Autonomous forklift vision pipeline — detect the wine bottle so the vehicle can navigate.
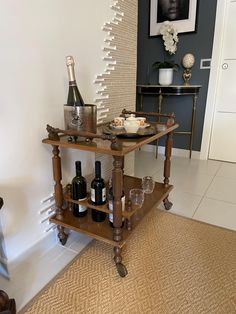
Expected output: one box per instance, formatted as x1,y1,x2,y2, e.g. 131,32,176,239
108,178,125,228
91,161,107,222
66,55,85,106
72,161,87,217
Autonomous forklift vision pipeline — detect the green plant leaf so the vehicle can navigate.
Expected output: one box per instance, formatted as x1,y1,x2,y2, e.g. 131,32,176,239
152,61,179,71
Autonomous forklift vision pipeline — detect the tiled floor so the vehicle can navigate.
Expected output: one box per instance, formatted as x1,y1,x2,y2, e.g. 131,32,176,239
0,231,92,312
135,150,236,231
2,150,236,312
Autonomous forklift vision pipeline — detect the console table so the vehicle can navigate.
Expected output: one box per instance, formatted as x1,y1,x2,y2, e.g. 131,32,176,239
136,85,201,158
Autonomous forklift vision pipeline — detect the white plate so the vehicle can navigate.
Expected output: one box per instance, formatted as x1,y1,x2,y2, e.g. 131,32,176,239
139,123,151,129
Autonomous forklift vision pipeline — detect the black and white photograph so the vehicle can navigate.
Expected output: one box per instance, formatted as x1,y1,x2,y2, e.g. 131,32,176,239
150,0,198,36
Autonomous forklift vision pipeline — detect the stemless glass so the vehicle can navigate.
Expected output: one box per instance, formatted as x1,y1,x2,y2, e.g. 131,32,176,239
129,188,144,210
142,176,155,194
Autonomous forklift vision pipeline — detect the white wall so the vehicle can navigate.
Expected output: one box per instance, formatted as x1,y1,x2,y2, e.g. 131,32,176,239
0,0,114,262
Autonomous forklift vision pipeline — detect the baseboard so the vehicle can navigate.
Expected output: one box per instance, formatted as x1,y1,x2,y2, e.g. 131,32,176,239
5,231,57,276
4,229,91,311
140,144,201,159
0,258,9,279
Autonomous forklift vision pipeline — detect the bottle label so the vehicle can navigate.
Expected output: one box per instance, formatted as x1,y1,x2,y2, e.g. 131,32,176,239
109,195,125,223
91,188,95,202
102,188,106,202
90,188,106,203
79,197,87,213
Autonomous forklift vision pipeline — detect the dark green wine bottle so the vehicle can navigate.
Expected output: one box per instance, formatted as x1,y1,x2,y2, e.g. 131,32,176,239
91,161,107,222
72,161,87,217
66,56,85,106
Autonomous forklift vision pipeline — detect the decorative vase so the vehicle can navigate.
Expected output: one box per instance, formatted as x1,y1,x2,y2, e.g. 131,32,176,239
158,68,173,86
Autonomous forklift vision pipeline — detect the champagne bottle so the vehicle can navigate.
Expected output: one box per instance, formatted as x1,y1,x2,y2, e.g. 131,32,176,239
91,161,107,222
66,55,85,106
108,178,125,228
72,161,87,217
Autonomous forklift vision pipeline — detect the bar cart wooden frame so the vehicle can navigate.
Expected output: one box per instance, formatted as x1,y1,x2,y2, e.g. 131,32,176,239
42,109,179,277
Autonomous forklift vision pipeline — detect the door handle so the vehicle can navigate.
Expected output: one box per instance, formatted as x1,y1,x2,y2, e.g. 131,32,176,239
222,63,228,70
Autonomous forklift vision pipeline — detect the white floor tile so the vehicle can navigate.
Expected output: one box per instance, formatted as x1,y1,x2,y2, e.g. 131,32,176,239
65,230,92,253
153,169,214,196
134,150,164,177
16,247,78,311
171,157,222,176
193,198,236,231
206,176,236,204
159,189,202,218
216,161,236,179
1,231,90,312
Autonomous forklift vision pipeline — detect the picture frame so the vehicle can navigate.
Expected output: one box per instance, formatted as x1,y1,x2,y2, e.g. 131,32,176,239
149,0,198,37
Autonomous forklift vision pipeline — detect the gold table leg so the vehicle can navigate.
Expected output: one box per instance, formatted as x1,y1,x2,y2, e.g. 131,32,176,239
156,93,163,159
189,95,197,159
140,94,143,111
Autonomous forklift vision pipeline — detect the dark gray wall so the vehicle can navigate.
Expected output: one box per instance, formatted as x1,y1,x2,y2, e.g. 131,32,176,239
137,0,217,151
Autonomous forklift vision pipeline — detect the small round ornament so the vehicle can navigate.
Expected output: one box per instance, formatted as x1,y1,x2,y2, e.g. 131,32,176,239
182,53,195,69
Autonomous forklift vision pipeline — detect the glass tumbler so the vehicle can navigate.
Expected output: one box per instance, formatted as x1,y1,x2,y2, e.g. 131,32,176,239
129,188,144,209
142,176,155,194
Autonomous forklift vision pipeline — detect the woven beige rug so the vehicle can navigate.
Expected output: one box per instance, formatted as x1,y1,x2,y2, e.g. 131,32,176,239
21,209,236,314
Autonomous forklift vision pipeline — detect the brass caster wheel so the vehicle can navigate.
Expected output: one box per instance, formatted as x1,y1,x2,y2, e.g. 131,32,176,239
164,200,173,210
116,263,128,278
58,234,68,246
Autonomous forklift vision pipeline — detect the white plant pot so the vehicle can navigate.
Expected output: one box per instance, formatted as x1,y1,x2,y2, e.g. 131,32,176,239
158,68,174,86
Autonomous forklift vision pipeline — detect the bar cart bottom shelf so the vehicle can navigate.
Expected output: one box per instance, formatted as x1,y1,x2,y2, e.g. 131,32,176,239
50,175,173,276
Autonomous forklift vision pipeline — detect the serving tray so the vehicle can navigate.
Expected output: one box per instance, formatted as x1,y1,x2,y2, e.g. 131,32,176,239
102,123,157,138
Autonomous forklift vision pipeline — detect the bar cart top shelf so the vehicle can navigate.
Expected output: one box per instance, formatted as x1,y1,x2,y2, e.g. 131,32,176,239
42,122,179,156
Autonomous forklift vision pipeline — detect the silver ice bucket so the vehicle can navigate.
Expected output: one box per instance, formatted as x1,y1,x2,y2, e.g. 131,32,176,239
64,104,97,134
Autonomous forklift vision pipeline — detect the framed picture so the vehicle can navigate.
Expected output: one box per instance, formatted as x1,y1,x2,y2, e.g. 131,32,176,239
149,0,198,36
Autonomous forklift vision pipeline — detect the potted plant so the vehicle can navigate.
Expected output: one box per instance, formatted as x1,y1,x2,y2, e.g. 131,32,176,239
152,21,179,86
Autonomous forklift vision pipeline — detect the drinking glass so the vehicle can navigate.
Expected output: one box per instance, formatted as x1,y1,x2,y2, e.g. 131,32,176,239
129,188,144,209
142,176,155,194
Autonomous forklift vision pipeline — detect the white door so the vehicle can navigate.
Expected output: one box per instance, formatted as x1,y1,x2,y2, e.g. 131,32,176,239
209,0,236,162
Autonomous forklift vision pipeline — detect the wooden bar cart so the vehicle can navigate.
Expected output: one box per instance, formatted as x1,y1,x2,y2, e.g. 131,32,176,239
42,110,178,277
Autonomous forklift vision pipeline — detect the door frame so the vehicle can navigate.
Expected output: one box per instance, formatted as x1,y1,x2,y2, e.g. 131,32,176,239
200,0,228,160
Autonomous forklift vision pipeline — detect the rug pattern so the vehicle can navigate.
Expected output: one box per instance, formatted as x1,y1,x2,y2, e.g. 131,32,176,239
22,209,236,314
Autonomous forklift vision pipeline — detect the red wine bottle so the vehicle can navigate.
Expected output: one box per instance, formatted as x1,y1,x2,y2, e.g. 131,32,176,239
91,161,107,222
66,56,85,106
108,178,125,228
72,161,87,217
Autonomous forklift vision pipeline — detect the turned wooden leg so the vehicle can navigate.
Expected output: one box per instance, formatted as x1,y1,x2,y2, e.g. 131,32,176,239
163,131,173,210
113,246,122,264
113,246,127,278
57,225,68,246
112,156,128,277
65,183,72,212
52,145,63,220
163,131,173,187
112,156,123,243
126,200,132,231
